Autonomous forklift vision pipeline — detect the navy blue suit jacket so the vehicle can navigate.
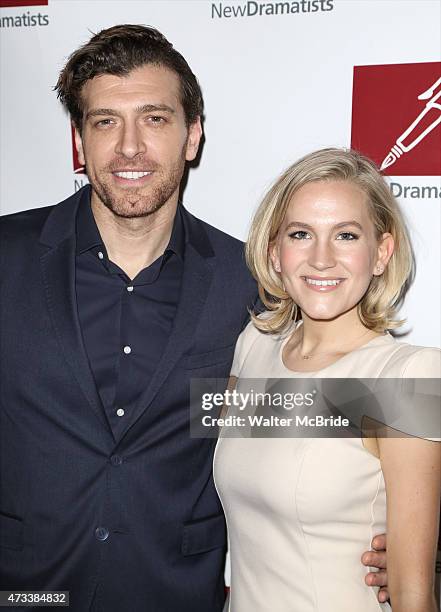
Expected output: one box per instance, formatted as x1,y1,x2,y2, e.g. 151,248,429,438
0,186,257,611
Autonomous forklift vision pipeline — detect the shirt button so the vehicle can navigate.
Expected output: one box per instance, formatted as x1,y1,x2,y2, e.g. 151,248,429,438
95,526,109,541
123,345,131,355
116,408,125,417
126,286,134,293
97,251,104,260
110,455,123,466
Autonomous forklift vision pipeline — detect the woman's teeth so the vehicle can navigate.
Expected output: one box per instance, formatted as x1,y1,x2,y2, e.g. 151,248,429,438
305,278,342,286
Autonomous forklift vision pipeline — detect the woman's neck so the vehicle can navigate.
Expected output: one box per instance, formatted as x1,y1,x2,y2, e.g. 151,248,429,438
294,309,380,358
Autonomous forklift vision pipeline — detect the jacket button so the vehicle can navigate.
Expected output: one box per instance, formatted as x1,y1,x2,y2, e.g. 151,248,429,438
95,526,109,541
110,455,123,466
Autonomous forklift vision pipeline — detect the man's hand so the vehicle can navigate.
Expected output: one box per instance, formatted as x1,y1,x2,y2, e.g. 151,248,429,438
361,534,388,603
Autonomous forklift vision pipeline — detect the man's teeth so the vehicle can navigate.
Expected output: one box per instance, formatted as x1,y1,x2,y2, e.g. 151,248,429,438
305,278,341,286
114,171,150,180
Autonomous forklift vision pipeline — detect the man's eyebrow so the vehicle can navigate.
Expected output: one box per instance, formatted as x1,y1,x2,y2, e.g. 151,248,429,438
135,103,175,114
285,221,364,231
86,108,119,120
85,104,176,120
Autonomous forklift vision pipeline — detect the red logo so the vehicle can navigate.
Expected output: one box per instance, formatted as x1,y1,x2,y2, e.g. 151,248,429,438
71,125,85,174
0,0,47,6
351,62,441,176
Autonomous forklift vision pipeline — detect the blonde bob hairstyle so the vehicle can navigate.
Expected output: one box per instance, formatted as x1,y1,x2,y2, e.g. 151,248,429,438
246,148,414,334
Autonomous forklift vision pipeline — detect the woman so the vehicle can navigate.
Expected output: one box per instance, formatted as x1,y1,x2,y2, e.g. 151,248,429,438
214,148,440,611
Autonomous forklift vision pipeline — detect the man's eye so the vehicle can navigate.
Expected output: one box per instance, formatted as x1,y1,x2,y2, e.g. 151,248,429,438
148,116,166,124
95,119,114,127
336,232,359,241
288,230,311,240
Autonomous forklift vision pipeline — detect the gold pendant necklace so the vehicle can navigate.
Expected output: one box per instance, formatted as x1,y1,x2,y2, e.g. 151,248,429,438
298,328,374,360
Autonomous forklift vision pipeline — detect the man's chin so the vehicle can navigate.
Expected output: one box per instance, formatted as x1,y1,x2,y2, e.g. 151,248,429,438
102,195,166,219
89,174,182,219
110,205,158,219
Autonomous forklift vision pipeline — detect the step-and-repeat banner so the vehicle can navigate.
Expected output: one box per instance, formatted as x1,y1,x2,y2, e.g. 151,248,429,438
1,0,440,348
1,0,440,600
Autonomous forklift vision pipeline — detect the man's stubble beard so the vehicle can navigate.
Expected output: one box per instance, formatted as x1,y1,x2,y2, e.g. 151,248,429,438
86,143,188,219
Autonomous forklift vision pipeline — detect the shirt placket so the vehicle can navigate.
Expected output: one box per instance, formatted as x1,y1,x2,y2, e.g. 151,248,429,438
113,274,136,427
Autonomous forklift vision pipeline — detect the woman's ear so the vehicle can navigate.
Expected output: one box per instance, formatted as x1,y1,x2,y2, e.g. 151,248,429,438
373,233,394,276
270,242,281,273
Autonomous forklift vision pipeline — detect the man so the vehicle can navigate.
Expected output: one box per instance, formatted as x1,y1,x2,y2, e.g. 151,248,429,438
0,25,388,611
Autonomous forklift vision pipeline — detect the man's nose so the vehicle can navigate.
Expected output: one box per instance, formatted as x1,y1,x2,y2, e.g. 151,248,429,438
115,121,146,159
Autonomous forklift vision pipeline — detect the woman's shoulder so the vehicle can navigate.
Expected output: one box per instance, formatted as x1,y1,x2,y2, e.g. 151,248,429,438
231,313,291,377
233,315,278,357
376,336,441,378
236,312,290,345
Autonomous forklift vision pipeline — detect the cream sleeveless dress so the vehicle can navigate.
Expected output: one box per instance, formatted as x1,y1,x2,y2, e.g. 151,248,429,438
213,321,440,612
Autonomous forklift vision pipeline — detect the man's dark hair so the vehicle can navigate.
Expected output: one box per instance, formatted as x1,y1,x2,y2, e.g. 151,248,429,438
55,24,203,130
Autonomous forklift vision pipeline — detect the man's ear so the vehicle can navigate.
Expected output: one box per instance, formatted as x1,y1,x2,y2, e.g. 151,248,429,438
74,125,86,166
185,117,203,162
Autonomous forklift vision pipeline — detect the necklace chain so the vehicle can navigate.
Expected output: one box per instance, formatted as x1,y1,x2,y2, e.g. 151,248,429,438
296,328,375,360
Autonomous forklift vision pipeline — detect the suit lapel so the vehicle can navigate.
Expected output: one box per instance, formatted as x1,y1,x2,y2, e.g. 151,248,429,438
39,193,215,443
40,188,114,439
119,214,215,440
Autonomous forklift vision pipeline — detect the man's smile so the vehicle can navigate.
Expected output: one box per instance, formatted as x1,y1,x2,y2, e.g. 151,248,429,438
111,170,154,185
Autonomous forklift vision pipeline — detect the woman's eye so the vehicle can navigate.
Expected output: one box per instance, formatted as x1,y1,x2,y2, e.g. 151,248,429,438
336,232,359,241
289,230,311,240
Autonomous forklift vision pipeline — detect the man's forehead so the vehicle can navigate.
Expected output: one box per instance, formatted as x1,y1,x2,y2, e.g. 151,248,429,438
81,64,182,107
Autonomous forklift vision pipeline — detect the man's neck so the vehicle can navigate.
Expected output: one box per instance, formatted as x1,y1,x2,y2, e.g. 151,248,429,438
91,196,178,280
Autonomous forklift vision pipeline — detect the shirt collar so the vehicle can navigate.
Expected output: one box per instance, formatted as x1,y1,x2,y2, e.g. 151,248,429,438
75,188,103,254
76,188,185,261
167,204,185,261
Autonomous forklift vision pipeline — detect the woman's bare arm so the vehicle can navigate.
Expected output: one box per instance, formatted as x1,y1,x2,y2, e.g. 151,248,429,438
378,433,440,612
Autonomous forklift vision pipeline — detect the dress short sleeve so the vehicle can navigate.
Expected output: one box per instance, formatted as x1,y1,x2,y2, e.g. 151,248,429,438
230,320,262,378
400,347,441,441
401,347,441,378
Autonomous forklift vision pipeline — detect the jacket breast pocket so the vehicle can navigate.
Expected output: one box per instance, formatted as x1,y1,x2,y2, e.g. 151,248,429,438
0,512,23,551
181,512,226,556
184,345,235,371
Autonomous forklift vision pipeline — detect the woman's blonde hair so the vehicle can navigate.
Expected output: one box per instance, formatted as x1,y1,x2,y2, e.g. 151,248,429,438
246,148,414,334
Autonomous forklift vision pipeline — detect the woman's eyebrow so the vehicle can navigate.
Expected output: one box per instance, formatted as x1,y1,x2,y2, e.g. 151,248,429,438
285,221,363,231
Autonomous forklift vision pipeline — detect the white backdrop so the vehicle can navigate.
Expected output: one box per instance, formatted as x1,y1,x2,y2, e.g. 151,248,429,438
1,0,440,600
1,0,440,347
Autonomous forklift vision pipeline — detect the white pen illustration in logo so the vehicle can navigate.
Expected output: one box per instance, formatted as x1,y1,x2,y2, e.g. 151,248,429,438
381,76,441,171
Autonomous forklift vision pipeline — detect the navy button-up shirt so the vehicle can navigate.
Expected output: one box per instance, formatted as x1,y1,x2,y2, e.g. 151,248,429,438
75,191,184,438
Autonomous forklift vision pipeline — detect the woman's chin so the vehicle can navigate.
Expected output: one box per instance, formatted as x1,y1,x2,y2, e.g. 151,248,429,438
302,312,338,322
298,303,354,322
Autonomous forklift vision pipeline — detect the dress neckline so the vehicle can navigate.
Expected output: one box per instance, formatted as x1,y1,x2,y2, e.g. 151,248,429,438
279,323,394,375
